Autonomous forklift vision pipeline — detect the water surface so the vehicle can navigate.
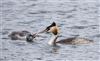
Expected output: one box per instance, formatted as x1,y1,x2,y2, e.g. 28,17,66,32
1,0,100,61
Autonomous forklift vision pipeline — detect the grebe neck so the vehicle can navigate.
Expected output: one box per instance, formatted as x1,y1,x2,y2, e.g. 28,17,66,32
48,34,58,46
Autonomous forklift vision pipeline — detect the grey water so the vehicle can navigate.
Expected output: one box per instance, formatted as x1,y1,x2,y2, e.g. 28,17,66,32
0,0,100,61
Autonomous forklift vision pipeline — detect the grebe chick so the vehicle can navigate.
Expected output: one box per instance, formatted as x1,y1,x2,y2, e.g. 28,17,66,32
43,22,93,46
8,30,30,40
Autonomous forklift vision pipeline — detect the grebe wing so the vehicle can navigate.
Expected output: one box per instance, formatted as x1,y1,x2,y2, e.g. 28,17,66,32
56,37,93,44
56,37,76,44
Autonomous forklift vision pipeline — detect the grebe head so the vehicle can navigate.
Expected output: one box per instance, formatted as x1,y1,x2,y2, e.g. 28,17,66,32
43,22,60,46
44,22,59,35
26,34,36,42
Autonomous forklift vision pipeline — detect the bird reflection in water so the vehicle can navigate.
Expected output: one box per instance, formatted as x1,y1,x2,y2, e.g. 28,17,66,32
51,46,60,54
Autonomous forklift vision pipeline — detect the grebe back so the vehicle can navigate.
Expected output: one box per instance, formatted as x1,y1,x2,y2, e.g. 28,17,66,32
8,30,30,40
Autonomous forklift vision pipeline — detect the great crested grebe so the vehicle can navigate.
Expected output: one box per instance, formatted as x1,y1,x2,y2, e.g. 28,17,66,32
8,30,31,40
43,22,93,46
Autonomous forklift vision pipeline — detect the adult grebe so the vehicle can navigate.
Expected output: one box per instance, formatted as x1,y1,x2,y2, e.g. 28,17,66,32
43,22,93,46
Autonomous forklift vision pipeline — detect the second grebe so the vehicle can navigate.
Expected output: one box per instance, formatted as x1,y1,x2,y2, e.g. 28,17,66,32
8,30,30,40
9,30,43,42
43,22,93,46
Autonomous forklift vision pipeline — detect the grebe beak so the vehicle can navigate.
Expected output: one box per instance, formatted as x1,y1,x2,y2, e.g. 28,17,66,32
38,22,58,34
38,29,48,33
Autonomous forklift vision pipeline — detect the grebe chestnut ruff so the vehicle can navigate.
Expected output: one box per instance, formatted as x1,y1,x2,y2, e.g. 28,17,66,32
43,22,93,46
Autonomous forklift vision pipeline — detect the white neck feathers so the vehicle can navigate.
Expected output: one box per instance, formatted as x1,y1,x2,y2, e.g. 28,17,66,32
48,35,58,45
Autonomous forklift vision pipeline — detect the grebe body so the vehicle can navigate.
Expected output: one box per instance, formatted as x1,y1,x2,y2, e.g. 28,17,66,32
8,30,30,40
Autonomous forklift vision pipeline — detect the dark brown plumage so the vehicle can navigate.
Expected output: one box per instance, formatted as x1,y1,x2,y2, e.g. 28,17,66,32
56,37,93,45
56,37,75,44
